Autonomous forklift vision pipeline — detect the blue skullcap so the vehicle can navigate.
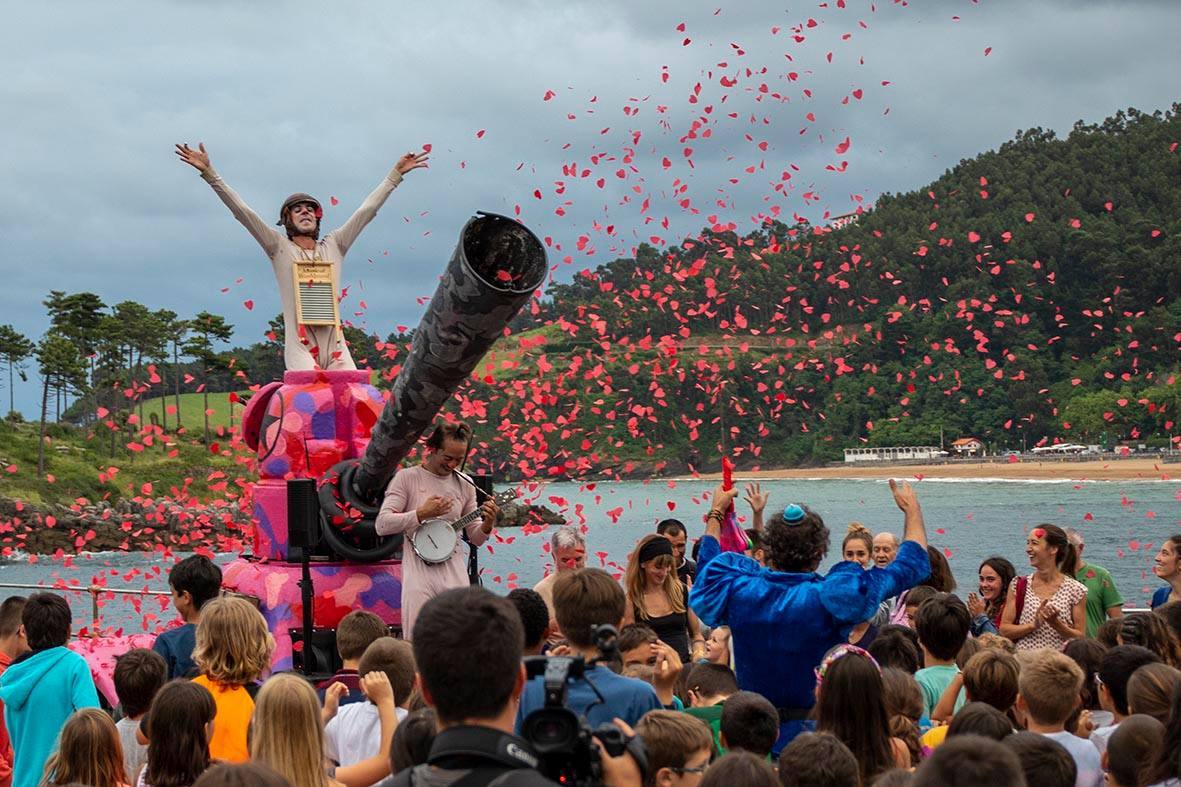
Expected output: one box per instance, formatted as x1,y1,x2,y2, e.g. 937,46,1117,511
783,504,806,524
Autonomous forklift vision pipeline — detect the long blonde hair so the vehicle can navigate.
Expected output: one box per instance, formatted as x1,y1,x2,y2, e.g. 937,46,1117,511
249,673,329,787
40,708,125,787
193,596,273,686
626,534,685,620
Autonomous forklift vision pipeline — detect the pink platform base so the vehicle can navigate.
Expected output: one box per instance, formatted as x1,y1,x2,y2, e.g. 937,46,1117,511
221,557,403,672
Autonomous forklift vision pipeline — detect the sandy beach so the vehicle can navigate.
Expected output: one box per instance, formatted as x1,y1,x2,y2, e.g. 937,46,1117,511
690,457,1178,482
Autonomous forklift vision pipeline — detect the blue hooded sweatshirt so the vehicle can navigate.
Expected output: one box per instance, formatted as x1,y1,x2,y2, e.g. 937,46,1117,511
0,646,100,787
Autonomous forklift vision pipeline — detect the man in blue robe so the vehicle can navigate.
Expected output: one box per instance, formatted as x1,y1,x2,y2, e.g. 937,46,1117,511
689,479,931,754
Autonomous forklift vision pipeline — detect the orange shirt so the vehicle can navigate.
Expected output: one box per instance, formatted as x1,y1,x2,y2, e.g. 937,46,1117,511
192,675,253,763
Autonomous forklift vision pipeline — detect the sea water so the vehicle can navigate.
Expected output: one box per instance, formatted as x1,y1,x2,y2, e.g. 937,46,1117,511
1,477,1177,630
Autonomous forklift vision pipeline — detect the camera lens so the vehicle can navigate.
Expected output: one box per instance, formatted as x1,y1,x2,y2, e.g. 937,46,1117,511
525,710,577,747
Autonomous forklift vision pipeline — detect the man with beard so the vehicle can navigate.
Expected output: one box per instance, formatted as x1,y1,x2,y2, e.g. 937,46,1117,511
175,142,427,371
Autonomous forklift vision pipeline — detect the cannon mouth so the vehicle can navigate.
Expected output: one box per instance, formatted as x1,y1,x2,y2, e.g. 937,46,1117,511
462,212,547,295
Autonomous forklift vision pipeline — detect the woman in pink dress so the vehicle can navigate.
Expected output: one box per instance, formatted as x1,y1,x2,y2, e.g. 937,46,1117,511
999,524,1087,651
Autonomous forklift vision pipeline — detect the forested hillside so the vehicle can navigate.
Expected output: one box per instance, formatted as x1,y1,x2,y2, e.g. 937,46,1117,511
465,105,1181,475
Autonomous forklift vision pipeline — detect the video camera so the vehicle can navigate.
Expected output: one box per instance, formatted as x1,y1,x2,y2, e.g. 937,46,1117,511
520,625,649,787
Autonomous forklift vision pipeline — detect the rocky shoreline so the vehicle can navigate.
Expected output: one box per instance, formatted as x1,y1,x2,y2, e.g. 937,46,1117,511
0,496,567,556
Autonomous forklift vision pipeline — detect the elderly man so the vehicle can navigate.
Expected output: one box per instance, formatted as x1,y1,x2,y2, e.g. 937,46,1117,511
1068,528,1123,637
533,526,588,638
873,532,899,567
176,141,427,371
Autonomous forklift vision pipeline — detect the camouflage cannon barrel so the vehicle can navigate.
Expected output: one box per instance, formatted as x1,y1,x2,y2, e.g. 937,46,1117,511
317,212,547,561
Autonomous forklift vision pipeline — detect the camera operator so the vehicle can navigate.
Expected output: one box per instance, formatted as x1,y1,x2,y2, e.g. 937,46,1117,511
518,569,663,731
383,586,642,787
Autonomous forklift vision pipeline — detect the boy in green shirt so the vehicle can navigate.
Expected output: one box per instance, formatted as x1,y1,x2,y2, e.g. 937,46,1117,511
914,593,971,716
683,662,739,755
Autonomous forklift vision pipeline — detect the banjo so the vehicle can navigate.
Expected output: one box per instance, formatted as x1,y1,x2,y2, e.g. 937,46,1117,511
407,488,518,565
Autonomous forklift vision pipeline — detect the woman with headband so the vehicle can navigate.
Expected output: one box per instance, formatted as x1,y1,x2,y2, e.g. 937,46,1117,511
689,479,931,754
624,534,705,663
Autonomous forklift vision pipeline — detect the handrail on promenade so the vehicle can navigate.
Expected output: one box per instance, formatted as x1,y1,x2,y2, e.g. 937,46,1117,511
0,581,170,631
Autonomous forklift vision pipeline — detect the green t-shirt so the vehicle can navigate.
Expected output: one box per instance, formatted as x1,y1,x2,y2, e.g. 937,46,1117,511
684,703,725,755
1076,562,1124,638
915,664,963,717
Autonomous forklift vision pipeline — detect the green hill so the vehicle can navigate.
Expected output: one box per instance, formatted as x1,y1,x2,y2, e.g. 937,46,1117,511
459,105,1181,475
134,391,247,433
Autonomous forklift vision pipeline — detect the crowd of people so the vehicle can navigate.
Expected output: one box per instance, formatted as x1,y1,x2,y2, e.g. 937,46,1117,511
0,481,1179,787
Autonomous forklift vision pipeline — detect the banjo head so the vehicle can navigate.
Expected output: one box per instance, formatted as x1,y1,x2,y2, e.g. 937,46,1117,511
411,518,460,563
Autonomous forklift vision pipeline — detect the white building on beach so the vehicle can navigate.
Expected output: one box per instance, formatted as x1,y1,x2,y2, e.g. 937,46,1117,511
843,446,947,463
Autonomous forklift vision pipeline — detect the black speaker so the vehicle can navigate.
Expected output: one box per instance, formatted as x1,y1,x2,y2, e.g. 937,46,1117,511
287,478,321,550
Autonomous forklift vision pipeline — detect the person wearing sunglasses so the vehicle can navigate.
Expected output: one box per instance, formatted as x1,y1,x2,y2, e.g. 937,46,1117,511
689,479,931,755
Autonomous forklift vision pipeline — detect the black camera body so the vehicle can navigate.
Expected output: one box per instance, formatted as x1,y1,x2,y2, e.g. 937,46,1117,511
519,625,647,786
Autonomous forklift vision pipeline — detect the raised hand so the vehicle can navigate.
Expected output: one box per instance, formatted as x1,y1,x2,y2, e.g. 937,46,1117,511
888,478,920,514
322,681,348,722
967,592,986,618
361,670,395,706
709,483,739,513
395,151,430,175
175,142,211,173
744,482,769,514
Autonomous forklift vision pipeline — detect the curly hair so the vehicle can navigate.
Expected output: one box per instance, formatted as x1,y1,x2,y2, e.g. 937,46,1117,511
762,506,829,572
1121,612,1181,669
193,596,273,686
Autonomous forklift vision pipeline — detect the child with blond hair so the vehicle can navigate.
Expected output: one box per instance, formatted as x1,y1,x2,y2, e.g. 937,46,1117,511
191,597,272,763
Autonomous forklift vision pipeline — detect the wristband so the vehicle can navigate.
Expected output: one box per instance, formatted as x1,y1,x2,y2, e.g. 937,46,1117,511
706,509,724,522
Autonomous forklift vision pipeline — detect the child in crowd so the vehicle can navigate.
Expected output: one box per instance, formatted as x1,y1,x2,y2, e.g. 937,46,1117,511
192,763,292,787
868,626,921,673
0,592,100,787
317,610,388,706
945,702,1013,741
902,585,938,628
913,593,971,716
1141,669,1181,786
1003,731,1077,787
1091,645,1160,754
776,733,860,787
507,589,551,657
142,679,215,787
911,735,1024,787
249,674,345,787
113,648,167,783
719,690,778,759
633,711,712,787
324,637,414,768
923,648,1020,750
617,623,660,670
41,708,127,787
1016,648,1103,787
153,555,222,680
1126,662,1181,722
518,569,661,729
814,645,909,784
1102,714,1164,787
191,596,272,763
683,662,739,754
389,708,436,774
880,667,925,766
700,752,777,787
0,595,28,787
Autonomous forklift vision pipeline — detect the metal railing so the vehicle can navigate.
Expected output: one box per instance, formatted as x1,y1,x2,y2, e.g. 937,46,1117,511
0,581,170,632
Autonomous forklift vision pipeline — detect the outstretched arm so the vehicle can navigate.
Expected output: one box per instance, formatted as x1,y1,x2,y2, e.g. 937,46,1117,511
175,142,282,256
889,479,927,549
332,150,429,254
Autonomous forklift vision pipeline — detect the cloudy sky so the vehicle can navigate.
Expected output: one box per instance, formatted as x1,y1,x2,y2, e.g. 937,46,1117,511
3,0,1179,416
